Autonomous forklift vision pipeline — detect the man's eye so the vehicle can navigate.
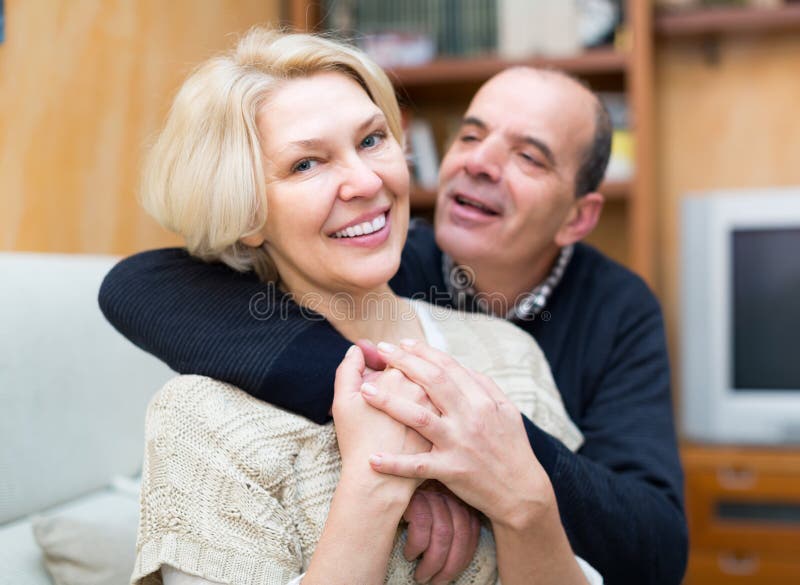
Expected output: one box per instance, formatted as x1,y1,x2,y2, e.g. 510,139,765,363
361,132,385,149
292,159,317,173
460,133,479,143
520,153,544,168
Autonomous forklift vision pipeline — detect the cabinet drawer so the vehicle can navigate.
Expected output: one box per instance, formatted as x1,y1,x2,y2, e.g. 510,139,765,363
685,550,800,585
685,465,800,553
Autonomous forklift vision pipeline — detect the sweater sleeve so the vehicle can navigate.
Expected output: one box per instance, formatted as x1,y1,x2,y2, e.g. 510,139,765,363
522,288,687,585
98,249,349,424
133,376,306,585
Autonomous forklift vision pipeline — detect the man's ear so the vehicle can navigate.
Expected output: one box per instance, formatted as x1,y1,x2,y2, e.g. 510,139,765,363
554,192,604,247
240,233,266,247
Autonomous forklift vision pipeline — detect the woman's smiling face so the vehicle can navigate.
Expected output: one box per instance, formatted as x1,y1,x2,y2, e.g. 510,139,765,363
250,72,410,301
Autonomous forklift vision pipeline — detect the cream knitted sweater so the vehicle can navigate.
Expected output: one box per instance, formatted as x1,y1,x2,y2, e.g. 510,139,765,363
132,302,583,585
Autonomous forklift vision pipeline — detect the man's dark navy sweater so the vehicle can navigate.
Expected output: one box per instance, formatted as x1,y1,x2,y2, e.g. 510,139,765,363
99,222,687,584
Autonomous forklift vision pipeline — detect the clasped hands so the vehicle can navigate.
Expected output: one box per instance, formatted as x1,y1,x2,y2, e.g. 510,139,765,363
333,338,547,584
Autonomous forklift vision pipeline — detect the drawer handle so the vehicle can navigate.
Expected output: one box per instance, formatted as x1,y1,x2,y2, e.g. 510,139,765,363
716,467,757,490
718,552,760,576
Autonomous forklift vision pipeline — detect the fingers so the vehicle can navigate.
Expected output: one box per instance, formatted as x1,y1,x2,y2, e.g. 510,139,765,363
413,492,453,583
356,339,387,371
429,494,477,584
369,452,438,482
375,341,469,414
360,381,445,444
403,491,433,562
334,345,365,398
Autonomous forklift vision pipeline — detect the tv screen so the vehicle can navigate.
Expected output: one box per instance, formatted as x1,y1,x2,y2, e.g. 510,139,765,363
732,228,800,390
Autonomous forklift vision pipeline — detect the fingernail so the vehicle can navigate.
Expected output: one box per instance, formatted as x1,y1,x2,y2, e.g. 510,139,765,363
369,454,382,467
360,382,377,396
399,338,417,348
346,345,358,356
377,341,396,353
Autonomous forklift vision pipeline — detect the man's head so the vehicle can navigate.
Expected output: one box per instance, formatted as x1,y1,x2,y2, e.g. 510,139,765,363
435,67,610,282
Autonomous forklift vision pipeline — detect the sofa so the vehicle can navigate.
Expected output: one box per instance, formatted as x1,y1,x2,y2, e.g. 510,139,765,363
0,253,173,584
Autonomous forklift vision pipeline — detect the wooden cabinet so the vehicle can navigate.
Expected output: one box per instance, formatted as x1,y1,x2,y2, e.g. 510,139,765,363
682,445,800,584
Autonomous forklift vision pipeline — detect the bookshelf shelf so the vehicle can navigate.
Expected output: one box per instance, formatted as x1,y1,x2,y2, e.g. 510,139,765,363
655,4,800,37
388,48,628,89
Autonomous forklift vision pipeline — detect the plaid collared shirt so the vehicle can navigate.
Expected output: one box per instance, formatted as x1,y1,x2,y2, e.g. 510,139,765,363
442,244,573,321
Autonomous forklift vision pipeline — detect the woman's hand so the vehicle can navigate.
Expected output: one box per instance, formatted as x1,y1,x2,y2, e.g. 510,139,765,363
336,345,483,585
332,346,431,497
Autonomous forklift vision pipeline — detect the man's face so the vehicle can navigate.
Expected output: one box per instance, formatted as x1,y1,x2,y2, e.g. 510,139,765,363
435,69,597,275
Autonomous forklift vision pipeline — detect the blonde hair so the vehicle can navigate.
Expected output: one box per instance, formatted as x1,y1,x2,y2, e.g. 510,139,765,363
141,28,403,281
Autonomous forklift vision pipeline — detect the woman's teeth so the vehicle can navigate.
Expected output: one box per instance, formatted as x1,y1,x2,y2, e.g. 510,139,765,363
332,213,387,239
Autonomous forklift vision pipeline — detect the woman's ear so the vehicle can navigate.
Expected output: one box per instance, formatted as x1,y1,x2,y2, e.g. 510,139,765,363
240,233,266,247
554,192,604,248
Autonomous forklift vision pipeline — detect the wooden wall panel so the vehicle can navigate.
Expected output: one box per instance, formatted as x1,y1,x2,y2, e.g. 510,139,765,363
654,33,800,395
0,0,279,255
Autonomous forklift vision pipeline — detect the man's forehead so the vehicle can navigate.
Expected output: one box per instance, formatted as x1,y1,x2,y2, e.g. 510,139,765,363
465,69,595,157
472,69,591,120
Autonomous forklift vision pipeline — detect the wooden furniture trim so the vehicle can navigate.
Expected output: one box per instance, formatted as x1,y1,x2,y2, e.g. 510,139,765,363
627,0,656,285
655,4,800,37
386,48,628,88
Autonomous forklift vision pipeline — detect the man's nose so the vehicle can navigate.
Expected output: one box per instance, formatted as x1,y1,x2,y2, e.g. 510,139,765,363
338,156,383,200
464,138,503,182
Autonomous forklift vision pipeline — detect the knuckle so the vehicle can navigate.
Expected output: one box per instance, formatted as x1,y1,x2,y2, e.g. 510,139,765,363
413,408,432,428
383,367,405,384
474,371,492,385
413,460,428,476
429,366,448,387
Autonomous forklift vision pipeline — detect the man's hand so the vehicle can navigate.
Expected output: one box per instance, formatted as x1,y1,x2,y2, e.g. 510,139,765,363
404,484,481,584
361,340,556,526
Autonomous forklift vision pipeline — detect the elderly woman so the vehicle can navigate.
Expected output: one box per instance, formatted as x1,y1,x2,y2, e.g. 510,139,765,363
132,29,599,585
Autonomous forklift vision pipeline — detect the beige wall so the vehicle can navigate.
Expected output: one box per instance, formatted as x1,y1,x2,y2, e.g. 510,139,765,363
655,32,800,389
0,0,279,255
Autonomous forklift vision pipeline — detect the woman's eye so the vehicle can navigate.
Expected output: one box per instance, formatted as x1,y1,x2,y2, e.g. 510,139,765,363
292,159,317,173
361,132,385,149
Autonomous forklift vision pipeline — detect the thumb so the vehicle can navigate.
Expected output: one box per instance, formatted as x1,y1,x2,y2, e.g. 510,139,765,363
357,338,388,371
334,345,366,398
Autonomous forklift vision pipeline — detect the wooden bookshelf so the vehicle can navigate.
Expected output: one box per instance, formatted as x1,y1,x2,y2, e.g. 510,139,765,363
387,48,628,88
656,4,800,37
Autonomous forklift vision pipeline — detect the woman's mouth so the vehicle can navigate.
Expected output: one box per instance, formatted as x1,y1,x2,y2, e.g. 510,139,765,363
330,212,387,239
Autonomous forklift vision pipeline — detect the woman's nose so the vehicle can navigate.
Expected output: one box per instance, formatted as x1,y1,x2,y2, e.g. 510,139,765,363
464,138,503,183
338,157,383,200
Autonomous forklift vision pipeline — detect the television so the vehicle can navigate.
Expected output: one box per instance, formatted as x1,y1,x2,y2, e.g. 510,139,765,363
681,188,800,445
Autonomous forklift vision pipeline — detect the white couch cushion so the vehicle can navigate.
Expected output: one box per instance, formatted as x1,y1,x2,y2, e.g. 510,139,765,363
32,488,140,585
0,253,173,524
0,516,52,585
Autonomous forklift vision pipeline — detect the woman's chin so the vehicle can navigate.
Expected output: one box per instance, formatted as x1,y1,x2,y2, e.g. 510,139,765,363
339,258,401,295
